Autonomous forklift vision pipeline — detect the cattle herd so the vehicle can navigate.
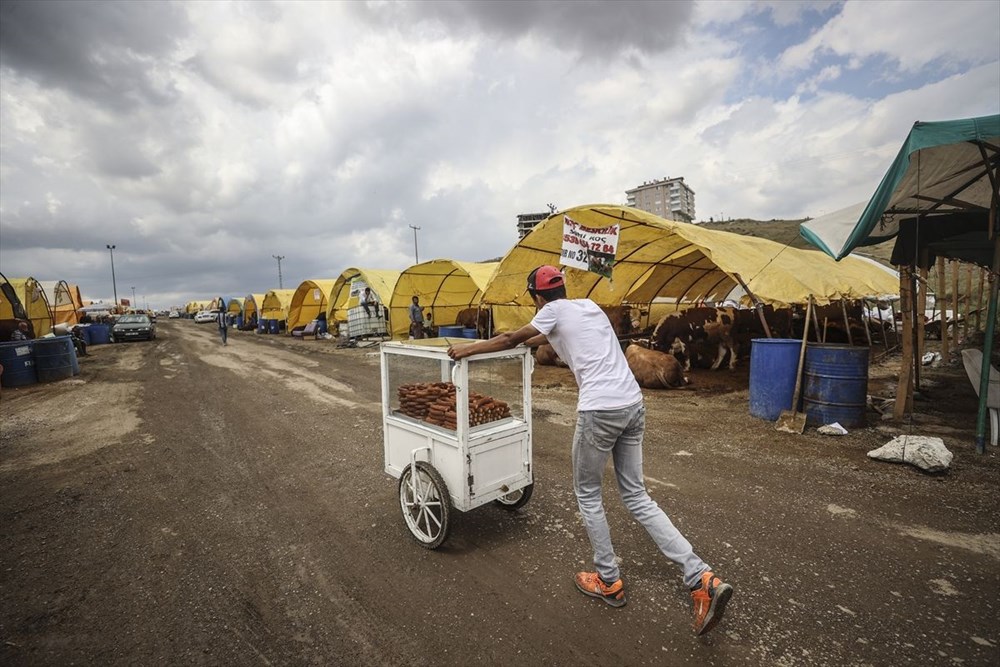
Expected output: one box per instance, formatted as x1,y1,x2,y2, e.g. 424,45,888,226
533,302,873,390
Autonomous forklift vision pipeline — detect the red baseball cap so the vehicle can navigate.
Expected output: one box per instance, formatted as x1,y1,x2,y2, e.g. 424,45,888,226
528,265,565,292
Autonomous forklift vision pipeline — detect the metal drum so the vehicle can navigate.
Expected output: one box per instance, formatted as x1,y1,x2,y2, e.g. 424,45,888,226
88,324,111,345
0,340,37,387
748,338,802,421
268,319,280,334
34,336,76,383
802,343,870,428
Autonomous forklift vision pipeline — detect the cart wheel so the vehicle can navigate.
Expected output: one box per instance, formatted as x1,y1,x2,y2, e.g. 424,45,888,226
399,462,451,549
494,482,533,511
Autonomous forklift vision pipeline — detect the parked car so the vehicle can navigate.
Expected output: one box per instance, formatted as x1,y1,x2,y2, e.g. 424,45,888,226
112,314,156,342
168,311,180,319
194,311,216,324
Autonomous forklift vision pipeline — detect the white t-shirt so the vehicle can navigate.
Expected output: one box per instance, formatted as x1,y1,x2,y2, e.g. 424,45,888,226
530,299,642,411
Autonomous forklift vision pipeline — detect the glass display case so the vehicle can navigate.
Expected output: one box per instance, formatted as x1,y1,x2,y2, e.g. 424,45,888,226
380,338,534,548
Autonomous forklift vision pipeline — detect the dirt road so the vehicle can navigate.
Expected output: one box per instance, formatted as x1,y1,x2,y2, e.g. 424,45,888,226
1,321,997,666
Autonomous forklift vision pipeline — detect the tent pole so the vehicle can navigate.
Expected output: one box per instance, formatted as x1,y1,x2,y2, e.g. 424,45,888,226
976,267,986,332
952,260,960,344
840,300,854,346
894,266,915,420
732,273,771,337
917,252,929,366
862,300,873,349
937,257,949,358
964,263,973,340
975,216,1000,454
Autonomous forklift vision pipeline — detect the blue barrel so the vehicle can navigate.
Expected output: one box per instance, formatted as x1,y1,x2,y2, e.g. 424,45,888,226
78,325,92,345
236,314,244,329
0,340,37,387
34,336,76,383
268,319,280,334
462,328,478,339
317,319,328,335
438,326,463,337
89,324,111,345
257,318,267,333
802,343,870,428
749,338,803,421
60,336,80,375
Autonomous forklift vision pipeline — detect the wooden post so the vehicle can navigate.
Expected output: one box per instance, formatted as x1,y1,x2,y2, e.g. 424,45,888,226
952,260,960,344
894,266,915,420
964,262,973,339
812,302,823,343
862,300,873,349
976,267,986,331
938,257,949,358
840,299,854,345
917,254,928,361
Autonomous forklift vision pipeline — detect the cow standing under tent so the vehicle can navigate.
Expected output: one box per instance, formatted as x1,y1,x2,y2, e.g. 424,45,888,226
455,308,493,339
651,307,740,371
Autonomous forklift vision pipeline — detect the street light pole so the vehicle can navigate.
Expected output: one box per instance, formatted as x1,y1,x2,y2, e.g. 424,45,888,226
272,255,285,289
408,225,421,264
106,244,119,309
131,286,136,309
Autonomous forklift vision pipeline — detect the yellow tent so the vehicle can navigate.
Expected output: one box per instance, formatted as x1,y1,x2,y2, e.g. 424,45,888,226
287,279,336,332
482,204,900,333
1,275,53,338
185,301,211,314
226,298,244,316
242,293,266,325
388,260,498,340
40,280,83,326
261,289,296,322
328,268,401,324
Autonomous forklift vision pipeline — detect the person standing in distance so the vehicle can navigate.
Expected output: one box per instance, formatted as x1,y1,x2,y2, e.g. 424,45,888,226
448,265,732,635
409,296,424,339
216,308,228,346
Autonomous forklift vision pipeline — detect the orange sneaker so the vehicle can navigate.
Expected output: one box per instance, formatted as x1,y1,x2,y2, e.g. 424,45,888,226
691,571,733,635
575,571,626,607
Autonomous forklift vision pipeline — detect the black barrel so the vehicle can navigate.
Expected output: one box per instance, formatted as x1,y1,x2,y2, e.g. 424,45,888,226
802,343,870,428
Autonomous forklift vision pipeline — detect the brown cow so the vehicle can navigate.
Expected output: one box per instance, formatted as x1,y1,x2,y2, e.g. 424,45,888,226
625,344,688,389
651,307,738,371
455,307,493,339
534,343,568,367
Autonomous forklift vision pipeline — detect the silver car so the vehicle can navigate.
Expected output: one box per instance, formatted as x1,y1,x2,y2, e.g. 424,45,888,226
112,314,157,342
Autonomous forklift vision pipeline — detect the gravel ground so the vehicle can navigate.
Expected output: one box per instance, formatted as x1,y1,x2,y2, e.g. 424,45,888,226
0,320,997,666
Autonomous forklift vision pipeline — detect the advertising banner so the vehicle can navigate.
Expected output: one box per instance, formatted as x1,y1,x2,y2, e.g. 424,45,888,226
560,215,619,279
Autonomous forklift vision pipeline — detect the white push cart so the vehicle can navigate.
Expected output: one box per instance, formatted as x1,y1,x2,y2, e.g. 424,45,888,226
380,338,534,548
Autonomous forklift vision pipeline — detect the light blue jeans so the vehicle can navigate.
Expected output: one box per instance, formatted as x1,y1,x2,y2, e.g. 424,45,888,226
572,401,709,588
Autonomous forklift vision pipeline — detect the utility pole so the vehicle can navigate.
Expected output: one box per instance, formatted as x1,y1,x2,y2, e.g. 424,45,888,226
408,225,421,264
106,244,119,309
272,255,285,289
131,286,136,308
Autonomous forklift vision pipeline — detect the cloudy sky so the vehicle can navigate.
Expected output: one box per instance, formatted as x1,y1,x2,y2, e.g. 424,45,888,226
1,0,997,309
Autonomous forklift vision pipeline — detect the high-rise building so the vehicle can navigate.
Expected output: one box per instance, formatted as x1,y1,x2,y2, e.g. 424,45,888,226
516,212,549,238
625,177,696,223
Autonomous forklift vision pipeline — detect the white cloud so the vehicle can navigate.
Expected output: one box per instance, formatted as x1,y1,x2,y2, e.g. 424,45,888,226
779,0,1000,73
0,0,996,308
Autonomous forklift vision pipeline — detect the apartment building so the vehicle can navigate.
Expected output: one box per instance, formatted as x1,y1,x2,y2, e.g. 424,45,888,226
516,212,549,239
625,177,696,223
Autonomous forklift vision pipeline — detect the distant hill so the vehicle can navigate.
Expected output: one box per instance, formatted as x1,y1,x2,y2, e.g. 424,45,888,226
699,217,896,267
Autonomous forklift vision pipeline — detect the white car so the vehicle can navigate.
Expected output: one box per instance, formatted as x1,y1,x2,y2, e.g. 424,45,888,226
168,311,180,319
194,311,217,324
